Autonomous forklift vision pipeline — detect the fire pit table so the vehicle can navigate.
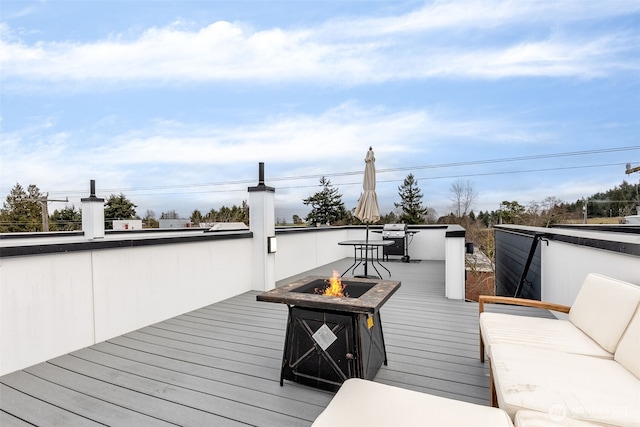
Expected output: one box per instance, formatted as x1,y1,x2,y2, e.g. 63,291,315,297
257,275,401,391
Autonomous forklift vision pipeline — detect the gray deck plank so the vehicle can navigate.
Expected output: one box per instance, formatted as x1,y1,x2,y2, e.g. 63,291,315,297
45,354,317,426
2,370,176,426
73,351,325,421
0,383,103,427
109,334,283,381
0,409,35,427
1,257,554,426
146,321,285,351
82,343,333,407
122,330,282,371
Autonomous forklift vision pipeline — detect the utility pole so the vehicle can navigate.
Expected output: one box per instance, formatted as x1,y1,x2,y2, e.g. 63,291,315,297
625,163,640,175
35,193,69,232
626,164,640,215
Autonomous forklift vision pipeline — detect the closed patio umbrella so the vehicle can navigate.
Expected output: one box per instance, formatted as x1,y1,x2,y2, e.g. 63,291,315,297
354,147,380,276
354,147,380,225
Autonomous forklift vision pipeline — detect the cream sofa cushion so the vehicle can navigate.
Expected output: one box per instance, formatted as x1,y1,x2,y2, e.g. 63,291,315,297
312,378,513,427
615,308,640,379
480,313,612,360
514,410,608,426
569,273,640,353
491,344,640,427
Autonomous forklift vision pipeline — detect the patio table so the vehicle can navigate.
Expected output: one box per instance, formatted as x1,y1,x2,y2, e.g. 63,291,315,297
338,240,393,279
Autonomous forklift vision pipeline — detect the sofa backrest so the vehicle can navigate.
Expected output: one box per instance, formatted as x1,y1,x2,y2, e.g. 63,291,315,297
569,273,640,354
615,307,640,379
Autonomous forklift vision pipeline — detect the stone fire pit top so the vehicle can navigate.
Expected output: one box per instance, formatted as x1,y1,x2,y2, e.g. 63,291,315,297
256,275,401,314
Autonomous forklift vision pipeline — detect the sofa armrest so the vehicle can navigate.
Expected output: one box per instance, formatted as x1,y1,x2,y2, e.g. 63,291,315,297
478,296,571,364
479,295,571,315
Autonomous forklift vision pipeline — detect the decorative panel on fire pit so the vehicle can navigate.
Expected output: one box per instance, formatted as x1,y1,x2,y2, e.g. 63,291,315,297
282,307,357,391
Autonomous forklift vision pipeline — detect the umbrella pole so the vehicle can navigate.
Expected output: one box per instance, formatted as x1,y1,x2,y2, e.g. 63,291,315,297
364,223,369,276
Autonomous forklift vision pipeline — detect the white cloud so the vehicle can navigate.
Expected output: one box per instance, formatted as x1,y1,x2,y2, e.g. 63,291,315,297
1,1,637,89
86,104,428,167
0,101,556,209
64,101,550,172
11,7,36,20
330,0,640,38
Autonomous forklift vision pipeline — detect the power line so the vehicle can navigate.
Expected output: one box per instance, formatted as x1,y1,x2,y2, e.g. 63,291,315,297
377,146,640,174
275,161,636,190
262,146,640,182
50,160,634,199
46,145,639,197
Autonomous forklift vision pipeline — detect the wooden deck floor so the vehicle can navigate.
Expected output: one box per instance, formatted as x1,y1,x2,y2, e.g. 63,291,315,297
1,258,553,426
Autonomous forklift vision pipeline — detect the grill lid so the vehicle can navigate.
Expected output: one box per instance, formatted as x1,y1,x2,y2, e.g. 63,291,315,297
382,223,407,238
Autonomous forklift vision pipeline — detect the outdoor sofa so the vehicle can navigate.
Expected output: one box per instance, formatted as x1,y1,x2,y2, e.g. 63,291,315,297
312,378,514,427
312,273,639,426
312,378,616,426
479,273,640,426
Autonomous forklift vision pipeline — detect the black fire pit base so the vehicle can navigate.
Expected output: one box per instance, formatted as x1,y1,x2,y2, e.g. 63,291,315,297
280,305,387,392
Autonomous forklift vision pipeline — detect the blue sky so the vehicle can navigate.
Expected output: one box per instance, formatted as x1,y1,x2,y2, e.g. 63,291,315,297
1,1,639,222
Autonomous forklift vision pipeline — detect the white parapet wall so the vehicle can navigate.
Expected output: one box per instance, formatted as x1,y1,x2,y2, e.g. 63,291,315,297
274,225,466,300
1,251,96,376
541,238,640,306
0,232,253,376
403,226,449,261
274,227,352,281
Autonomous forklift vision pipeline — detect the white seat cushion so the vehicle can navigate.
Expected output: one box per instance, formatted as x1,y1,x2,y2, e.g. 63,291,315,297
491,344,640,427
480,312,612,360
312,378,513,427
614,308,640,379
515,410,608,426
569,273,640,353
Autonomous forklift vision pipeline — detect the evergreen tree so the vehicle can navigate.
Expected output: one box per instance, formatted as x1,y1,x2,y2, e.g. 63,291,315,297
202,201,249,224
0,183,44,232
584,180,639,217
104,193,137,229
50,205,82,231
303,177,349,226
379,211,399,224
395,174,428,224
498,200,526,224
191,209,204,226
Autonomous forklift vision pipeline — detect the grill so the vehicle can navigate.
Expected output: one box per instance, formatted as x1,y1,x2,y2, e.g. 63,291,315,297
382,224,410,262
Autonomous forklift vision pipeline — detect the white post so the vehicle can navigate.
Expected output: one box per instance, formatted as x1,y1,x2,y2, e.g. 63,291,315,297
81,179,105,240
445,227,466,300
248,163,276,291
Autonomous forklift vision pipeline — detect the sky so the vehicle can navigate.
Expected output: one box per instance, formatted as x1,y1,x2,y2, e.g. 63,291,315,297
1,0,639,222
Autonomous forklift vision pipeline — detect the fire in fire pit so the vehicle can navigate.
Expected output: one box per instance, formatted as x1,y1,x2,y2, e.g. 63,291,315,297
257,275,401,391
315,271,347,297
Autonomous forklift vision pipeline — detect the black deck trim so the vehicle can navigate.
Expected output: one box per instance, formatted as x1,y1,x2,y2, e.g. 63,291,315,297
0,231,253,258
